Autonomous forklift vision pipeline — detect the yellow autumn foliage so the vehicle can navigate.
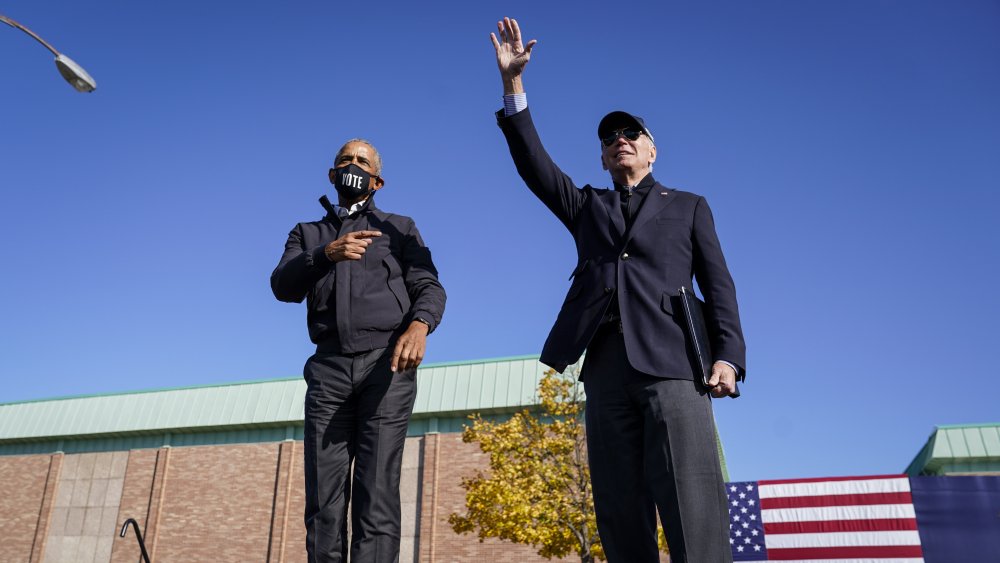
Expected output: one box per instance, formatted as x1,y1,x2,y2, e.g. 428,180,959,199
449,369,669,562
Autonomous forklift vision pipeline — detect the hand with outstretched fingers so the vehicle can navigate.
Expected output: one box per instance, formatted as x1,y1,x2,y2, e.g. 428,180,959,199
490,17,536,95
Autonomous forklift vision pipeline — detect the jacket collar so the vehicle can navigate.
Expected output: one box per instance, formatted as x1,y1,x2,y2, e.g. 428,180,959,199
603,176,677,243
612,172,656,193
319,194,380,222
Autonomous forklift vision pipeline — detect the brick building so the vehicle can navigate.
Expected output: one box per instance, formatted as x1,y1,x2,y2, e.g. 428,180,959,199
0,355,727,563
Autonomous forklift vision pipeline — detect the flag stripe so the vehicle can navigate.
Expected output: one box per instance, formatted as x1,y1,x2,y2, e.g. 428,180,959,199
761,491,913,509
759,478,910,499
758,474,910,485
765,545,925,560
762,503,917,523
764,530,921,549
764,518,918,534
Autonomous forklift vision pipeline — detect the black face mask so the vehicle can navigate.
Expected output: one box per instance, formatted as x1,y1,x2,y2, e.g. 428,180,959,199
332,164,374,201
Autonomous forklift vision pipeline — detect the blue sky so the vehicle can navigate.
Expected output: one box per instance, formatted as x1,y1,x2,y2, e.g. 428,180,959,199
2,1,997,482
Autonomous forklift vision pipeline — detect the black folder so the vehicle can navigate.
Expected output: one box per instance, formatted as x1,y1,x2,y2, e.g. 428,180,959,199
678,286,740,398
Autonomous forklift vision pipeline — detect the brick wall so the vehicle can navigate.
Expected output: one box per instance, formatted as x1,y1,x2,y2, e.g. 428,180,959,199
0,453,58,562
283,441,307,563
418,433,548,563
1,434,665,562
149,443,277,561
110,448,158,563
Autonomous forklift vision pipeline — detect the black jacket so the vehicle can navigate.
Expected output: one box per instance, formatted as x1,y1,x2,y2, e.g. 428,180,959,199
271,197,445,353
498,108,746,379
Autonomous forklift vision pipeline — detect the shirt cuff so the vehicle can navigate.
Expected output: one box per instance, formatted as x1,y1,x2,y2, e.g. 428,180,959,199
716,360,739,377
502,92,528,116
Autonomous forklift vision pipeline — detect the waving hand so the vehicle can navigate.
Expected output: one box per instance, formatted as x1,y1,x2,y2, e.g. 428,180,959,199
490,17,536,94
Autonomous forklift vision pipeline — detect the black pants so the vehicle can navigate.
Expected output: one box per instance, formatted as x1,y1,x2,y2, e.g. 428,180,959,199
582,327,733,563
303,347,417,563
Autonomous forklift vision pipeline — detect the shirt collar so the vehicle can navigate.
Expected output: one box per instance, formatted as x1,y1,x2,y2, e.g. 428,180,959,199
334,196,372,218
613,173,656,193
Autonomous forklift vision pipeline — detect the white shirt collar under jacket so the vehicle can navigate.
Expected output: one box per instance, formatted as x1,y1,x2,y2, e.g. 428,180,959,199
333,197,369,218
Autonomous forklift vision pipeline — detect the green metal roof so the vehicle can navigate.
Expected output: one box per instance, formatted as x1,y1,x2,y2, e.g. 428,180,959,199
0,353,727,478
412,354,550,415
904,423,1000,476
0,355,553,443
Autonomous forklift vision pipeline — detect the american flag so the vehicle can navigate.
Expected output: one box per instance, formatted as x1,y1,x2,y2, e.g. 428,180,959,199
726,475,924,562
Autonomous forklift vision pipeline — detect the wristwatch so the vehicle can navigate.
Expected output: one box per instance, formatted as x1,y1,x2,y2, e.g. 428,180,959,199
414,316,431,329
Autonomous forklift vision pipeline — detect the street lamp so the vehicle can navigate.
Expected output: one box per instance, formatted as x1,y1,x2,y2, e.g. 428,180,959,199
1,13,96,92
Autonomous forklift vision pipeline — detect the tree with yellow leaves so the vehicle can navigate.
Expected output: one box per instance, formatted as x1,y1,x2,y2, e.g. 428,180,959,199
449,369,669,562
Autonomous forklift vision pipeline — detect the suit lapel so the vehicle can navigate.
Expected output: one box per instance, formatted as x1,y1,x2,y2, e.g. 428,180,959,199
603,190,626,242
622,183,676,247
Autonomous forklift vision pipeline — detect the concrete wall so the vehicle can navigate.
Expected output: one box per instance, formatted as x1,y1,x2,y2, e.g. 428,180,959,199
46,451,127,562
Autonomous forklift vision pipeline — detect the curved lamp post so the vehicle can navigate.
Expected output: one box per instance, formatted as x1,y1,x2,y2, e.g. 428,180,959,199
1,13,96,92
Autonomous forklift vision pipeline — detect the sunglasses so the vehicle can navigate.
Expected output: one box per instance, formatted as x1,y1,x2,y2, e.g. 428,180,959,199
601,128,644,147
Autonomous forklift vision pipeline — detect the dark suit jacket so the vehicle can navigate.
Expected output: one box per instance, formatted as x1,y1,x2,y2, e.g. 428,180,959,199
271,197,446,354
498,108,746,380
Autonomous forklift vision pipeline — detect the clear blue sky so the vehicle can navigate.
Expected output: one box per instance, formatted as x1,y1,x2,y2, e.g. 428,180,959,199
2,1,998,482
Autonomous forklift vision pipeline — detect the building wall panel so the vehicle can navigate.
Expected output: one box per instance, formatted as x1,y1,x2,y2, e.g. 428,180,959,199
418,433,547,563
45,451,126,563
110,449,158,563
0,454,53,562
150,443,278,562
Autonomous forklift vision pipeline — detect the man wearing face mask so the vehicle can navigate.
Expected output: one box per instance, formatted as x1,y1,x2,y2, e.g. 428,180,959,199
271,138,446,563
490,18,746,563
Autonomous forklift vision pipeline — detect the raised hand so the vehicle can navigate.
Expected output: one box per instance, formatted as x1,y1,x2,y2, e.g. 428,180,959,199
490,17,536,94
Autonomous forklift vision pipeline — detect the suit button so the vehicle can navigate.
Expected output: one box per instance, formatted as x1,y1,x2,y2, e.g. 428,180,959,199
604,287,613,294
621,252,630,261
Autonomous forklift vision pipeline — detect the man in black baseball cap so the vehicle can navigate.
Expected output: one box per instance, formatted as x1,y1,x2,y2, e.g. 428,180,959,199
491,17,746,563
597,111,655,146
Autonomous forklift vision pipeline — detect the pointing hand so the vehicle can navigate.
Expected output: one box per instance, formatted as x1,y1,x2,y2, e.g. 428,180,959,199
324,230,382,262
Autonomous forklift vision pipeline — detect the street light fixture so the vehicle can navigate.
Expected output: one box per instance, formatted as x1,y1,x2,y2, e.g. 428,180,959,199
1,13,96,92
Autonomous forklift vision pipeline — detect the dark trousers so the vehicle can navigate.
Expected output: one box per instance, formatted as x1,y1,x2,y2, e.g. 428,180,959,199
303,347,417,563
582,327,733,563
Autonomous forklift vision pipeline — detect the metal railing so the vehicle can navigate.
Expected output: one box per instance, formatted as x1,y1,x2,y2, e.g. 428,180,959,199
119,518,151,563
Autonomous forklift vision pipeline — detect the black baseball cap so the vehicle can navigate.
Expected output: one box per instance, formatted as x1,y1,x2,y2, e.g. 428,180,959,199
597,111,655,144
